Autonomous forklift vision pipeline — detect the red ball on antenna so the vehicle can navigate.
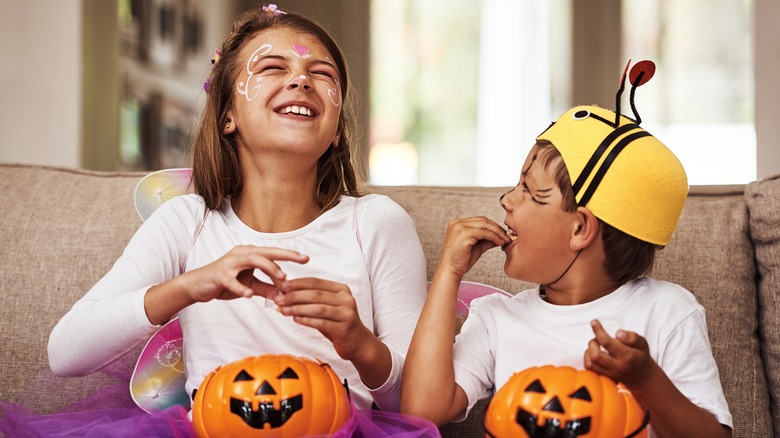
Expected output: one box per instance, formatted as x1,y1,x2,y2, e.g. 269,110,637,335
629,60,655,87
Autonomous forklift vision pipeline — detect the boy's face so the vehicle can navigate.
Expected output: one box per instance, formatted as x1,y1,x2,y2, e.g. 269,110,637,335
500,144,580,284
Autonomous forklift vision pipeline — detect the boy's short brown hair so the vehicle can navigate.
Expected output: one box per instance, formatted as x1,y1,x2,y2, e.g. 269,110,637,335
536,141,660,285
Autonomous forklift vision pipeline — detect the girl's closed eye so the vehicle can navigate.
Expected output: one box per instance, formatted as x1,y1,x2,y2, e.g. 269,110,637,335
260,65,285,74
311,68,338,82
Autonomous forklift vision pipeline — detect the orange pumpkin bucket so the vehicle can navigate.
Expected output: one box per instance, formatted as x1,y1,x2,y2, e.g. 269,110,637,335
484,365,648,438
192,354,351,437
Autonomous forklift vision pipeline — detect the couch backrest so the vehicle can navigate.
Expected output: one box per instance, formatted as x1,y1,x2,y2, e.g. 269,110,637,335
0,164,146,409
746,174,780,432
0,163,775,437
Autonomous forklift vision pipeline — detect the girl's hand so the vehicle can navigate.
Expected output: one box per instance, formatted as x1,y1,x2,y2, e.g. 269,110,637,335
583,319,657,390
185,245,310,303
274,277,370,361
438,217,512,279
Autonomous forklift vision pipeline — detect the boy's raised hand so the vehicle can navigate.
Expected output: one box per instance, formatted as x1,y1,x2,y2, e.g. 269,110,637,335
583,319,658,389
584,321,731,437
438,217,512,279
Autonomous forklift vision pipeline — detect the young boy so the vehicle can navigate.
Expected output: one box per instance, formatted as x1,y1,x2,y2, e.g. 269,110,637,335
401,97,733,436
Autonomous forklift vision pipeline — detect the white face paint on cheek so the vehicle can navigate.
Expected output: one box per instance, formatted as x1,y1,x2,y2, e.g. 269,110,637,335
237,43,272,102
328,79,342,107
323,57,342,107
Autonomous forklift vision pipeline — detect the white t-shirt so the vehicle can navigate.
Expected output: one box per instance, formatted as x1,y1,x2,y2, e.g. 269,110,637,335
453,277,732,433
48,194,428,411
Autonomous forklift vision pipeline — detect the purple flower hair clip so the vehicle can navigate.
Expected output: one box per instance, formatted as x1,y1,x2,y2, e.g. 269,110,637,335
262,4,286,16
203,49,222,94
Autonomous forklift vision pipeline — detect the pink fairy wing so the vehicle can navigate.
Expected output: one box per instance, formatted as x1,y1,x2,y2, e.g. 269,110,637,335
445,281,511,334
130,169,193,412
134,168,193,221
130,318,189,413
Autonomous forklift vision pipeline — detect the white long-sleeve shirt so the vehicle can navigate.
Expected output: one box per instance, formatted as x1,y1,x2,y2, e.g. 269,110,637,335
48,193,428,411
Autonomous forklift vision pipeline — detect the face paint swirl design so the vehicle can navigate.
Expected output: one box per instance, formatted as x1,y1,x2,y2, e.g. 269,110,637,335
237,43,272,102
323,57,341,107
328,83,341,107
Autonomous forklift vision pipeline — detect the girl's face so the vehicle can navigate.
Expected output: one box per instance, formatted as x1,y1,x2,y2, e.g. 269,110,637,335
227,27,342,161
500,145,578,284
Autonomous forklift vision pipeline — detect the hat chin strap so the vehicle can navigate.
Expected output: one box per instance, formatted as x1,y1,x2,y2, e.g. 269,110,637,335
543,249,583,290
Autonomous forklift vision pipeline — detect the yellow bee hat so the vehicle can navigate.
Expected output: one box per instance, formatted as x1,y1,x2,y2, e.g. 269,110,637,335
536,60,688,246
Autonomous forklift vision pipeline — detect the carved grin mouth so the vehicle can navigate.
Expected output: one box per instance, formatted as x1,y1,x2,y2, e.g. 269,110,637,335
229,394,304,429
513,408,592,437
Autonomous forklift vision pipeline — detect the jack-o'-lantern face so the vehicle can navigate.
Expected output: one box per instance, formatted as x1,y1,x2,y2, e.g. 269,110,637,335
192,354,351,437
228,366,304,429
484,365,648,438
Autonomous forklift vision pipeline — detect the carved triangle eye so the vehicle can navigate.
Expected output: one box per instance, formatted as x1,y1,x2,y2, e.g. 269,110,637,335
277,367,299,379
525,379,545,393
234,369,254,382
569,386,592,401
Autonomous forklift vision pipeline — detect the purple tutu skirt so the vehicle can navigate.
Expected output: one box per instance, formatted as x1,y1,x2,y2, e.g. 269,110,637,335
1,401,439,438
0,361,440,437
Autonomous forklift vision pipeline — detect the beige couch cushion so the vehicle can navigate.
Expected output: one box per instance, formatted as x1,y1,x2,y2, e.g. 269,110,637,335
656,185,772,435
0,164,145,410
746,174,780,430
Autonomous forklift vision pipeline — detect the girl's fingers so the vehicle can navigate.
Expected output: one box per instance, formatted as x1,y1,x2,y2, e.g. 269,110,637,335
244,274,277,298
279,302,342,321
281,277,341,293
241,245,310,264
276,286,349,309
224,276,253,298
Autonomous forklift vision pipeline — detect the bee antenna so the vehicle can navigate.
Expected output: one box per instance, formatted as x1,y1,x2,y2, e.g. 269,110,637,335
629,71,646,125
614,60,631,128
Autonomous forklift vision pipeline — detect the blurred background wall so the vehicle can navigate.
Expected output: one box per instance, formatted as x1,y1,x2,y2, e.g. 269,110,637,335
1,0,778,186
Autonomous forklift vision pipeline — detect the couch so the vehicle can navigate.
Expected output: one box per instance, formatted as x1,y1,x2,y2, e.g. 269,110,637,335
0,162,778,437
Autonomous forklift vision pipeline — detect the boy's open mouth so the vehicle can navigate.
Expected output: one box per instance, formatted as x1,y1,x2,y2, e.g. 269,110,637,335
503,228,518,249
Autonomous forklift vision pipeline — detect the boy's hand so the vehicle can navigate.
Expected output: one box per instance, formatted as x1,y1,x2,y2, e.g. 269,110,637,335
584,321,731,438
583,319,657,390
437,217,511,279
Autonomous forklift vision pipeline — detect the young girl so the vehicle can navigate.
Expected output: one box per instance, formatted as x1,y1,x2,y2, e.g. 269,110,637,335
46,3,427,427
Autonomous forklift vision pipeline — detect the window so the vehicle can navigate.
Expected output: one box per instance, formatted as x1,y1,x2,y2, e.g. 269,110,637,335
370,0,756,186
622,0,755,185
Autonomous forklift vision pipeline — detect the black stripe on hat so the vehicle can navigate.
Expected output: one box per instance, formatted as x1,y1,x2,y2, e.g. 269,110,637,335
572,124,640,196
578,130,652,207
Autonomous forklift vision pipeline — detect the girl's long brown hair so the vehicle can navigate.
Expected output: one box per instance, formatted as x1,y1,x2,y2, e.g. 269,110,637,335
191,9,361,212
